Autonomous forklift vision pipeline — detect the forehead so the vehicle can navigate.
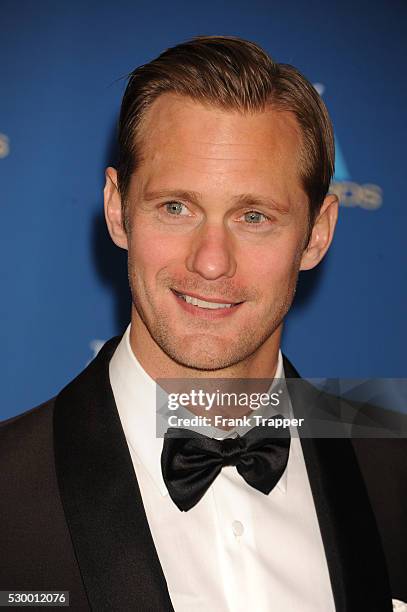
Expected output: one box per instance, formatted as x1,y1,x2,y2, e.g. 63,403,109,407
132,93,306,208
139,92,302,158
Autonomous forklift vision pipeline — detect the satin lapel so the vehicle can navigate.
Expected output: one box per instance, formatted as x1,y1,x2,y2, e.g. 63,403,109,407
283,356,392,612
53,336,174,612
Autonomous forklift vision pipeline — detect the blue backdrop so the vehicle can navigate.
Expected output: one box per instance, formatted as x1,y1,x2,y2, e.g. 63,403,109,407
1,0,406,420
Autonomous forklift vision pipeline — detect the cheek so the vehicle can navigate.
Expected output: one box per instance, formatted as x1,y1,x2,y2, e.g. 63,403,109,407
238,239,303,288
129,227,185,279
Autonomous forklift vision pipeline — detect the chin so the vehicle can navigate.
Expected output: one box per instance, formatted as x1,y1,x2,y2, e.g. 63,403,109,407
168,351,237,372
158,334,250,372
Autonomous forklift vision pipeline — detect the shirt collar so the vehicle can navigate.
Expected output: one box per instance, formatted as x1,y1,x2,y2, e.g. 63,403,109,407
109,324,290,497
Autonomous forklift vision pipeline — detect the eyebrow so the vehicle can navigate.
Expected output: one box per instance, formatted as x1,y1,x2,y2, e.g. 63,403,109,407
142,189,290,214
143,189,202,205
232,193,290,214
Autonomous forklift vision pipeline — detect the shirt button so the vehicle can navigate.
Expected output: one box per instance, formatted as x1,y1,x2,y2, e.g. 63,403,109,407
232,520,244,536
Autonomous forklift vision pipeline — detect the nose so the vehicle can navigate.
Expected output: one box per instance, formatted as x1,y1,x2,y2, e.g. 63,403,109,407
185,223,237,280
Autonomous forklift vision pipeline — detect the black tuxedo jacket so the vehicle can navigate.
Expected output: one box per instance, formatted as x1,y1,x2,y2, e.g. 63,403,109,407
1,335,406,611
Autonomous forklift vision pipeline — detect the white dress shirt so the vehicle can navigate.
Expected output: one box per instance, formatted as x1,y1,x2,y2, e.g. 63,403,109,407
109,324,336,612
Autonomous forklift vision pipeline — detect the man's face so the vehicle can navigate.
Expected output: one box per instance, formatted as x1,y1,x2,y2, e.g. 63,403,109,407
122,94,313,370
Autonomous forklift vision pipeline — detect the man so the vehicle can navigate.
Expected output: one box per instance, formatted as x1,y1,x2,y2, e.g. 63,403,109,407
1,36,406,611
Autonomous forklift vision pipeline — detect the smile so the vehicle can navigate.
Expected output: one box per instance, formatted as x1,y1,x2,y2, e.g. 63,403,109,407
171,289,243,318
173,290,237,309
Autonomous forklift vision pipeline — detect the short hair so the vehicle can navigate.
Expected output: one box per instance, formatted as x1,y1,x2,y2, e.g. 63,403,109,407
117,35,335,233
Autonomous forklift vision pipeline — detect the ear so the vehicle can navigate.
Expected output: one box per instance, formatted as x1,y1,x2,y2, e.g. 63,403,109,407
103,167,128,250
300,193,339,270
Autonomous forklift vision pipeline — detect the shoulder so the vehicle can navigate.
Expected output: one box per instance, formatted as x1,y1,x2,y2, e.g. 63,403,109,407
0,334,122,449
0,397,55,430
351,436,407,495
282,353,407,484
0,397,56,447
0,398,57,490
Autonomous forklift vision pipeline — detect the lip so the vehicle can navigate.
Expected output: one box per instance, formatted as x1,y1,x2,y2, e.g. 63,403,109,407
171,289,244,319
172,288,241,305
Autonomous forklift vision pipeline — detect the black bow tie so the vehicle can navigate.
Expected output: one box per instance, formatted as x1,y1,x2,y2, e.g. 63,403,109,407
161,424,290,511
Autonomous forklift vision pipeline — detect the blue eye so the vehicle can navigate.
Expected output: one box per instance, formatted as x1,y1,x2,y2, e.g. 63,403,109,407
244,211,269,223
165,201,185,215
